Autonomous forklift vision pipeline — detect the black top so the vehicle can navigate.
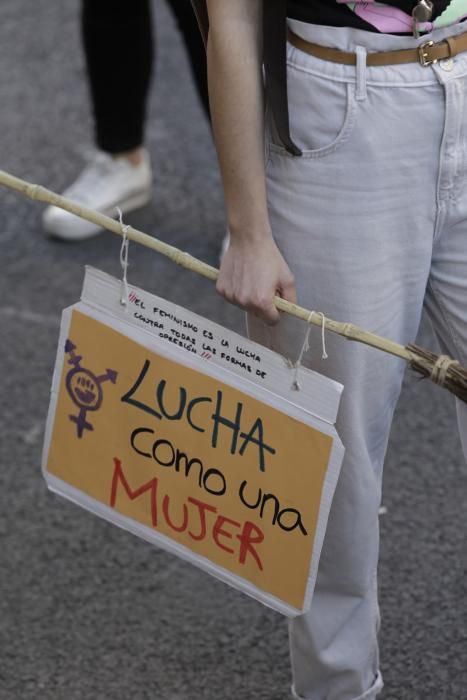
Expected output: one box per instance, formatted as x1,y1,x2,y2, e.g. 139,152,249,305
288,0,454,33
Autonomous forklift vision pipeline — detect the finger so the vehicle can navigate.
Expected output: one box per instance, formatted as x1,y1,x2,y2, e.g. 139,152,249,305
216,280,235,304
256,299,280,326
279,275,297,306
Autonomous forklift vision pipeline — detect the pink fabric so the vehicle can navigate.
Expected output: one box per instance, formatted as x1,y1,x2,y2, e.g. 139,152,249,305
354,3,416,33
334,0,463,33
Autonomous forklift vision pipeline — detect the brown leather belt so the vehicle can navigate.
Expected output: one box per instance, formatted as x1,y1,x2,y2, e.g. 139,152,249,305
288,28,467,67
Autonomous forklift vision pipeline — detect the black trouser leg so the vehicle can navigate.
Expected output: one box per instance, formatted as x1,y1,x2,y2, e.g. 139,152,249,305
81,0,209,155
82,0,154,153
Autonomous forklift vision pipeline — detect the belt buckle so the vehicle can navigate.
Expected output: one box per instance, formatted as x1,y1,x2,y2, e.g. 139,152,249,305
419,40,436,66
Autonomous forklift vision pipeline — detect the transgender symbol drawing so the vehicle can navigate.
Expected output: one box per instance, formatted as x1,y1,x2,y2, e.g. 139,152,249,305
64,339,118,438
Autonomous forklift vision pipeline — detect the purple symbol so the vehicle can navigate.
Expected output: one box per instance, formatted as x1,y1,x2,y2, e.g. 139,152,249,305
64,339,118,438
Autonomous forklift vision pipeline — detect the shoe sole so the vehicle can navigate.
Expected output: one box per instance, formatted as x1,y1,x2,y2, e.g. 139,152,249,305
44,188,152,241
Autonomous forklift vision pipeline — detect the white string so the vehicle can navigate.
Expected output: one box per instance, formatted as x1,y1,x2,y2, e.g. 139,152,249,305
319,312,329,360
430,354,459,386
291,311,329,391
292,311,314,390
116,207,130,307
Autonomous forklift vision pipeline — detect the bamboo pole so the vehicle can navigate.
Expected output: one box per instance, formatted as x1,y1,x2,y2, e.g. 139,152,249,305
0,170,467,403
2,168,467,403
0,169,415,362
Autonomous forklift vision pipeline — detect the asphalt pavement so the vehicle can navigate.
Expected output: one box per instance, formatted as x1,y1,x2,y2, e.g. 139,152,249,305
0,2,466,699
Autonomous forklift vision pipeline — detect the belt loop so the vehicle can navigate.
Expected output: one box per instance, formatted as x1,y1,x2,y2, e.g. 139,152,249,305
445,36,458,57
355,45,367,101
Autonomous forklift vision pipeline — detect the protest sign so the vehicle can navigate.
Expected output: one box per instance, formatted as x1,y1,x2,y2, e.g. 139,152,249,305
42,268,344,616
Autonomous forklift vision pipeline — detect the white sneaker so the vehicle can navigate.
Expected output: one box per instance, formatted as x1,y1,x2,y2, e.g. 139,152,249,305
42,149,152,241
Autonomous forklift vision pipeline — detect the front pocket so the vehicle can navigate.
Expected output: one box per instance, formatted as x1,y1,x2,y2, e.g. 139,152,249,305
268,59,358,159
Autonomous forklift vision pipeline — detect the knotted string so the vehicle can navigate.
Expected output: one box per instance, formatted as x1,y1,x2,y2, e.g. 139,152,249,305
117,207,130,307
292,311,328,391
430,354,459,386
319,312,329,361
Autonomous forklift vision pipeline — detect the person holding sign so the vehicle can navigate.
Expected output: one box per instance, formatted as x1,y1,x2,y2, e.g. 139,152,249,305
196,0,467,698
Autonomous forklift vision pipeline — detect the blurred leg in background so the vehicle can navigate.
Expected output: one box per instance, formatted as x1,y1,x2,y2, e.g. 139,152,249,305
43,0,209,241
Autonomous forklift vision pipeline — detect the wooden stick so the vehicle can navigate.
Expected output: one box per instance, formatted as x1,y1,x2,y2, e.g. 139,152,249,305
0,168,430,367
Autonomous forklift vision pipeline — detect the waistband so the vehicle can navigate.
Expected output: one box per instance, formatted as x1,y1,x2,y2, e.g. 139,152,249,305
288,17,467,53
288,27,467,66
286,19,467,84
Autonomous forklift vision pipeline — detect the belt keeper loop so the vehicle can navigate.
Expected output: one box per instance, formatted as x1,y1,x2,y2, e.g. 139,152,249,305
356,45,367,101
445,36,458,57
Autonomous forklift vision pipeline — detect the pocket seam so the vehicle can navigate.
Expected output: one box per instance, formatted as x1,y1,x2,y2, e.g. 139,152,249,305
268,82,358,160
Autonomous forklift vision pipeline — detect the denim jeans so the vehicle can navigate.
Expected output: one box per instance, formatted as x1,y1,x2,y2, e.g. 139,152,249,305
248,18,467,700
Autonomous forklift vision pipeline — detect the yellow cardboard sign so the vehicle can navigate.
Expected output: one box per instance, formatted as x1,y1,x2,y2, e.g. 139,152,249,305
45,309,334,613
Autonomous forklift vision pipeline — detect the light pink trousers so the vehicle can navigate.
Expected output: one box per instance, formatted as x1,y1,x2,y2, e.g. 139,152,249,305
248,18,467,700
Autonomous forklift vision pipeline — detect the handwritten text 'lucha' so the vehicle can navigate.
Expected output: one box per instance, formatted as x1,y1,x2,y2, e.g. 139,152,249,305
121,359,276,472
